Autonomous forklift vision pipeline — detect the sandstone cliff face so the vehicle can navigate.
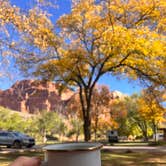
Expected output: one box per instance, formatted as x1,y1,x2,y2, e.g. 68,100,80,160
0,80,126,114
0,80,73,114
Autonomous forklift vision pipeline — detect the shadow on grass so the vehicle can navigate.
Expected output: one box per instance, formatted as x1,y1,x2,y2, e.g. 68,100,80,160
0,149,166,166
101,151,166,166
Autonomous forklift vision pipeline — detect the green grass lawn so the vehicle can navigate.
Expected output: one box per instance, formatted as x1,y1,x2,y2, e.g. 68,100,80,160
0,150,166,166
101,151,166,166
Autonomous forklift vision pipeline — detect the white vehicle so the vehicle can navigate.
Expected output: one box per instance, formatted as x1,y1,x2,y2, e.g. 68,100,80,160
0,131,22,148
0,131,35,148
153,133,164,141
12,131,35,148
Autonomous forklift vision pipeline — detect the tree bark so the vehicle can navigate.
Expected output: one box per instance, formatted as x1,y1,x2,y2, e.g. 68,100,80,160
83,117,91,141
79,86,92,141
152,121,158,143
94,109,99,141
138,121,148,142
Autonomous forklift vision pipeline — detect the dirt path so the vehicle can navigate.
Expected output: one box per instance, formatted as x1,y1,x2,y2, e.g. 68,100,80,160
102,145,166,153
1,145,166,154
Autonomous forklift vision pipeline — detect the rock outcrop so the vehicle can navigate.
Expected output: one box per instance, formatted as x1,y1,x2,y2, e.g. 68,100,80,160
0,80,126,114
0,80,73,114
111,90,127,99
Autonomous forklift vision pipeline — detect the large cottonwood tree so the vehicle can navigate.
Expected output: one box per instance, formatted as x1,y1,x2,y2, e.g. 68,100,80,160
138,86,166,142
0,0,166,141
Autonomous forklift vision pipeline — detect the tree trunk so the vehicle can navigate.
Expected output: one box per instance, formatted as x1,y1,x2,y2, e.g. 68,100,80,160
75,131,79,142
94,111,99,141
142,130,149,142
138,121,148,142
94,125,97,141
79,86,92,141
83,115,91,141
79,81,94,142
43,130,47,143
163,129,166,141
153,122,157,143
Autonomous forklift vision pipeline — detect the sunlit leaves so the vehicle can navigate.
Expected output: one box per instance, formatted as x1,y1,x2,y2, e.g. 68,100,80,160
56,0,166,88
0,0,58,51
138,87,166,124
1,0,165,86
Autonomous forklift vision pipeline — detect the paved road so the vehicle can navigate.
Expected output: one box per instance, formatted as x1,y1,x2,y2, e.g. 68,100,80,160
102,145,166,152
0,145,166,153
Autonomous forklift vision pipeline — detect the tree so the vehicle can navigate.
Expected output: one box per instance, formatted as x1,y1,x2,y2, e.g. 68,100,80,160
109,97,149,139
66,85,113,140
109,95,155,141
35,111,65,143
91,85,112,140
138,86,166,142
0,107,13,130
67,115,83,142
1,0,166,141
122,89,165,142
124,95,152,141
0,106,28,132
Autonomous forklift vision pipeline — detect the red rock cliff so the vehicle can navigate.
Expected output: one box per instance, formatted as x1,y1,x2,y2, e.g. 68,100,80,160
0,80,73,114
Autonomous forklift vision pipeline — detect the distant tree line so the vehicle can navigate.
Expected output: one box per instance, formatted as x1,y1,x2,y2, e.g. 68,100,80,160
0,85,165,143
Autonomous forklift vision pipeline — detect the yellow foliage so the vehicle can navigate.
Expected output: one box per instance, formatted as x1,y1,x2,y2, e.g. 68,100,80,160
1,0,165,84
1,0,166,141
0,1,57,50
138,93,165,124
57,0,166,85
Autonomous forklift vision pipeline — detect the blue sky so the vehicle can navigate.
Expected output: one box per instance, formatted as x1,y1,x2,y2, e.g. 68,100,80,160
0,0,143,95
0,73,143,95
98,75,142,95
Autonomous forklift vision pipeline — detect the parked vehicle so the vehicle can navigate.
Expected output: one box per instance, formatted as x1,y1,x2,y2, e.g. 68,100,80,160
153,133,164,141
0,131,35,148
107,130,118,143
12,131,35,148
